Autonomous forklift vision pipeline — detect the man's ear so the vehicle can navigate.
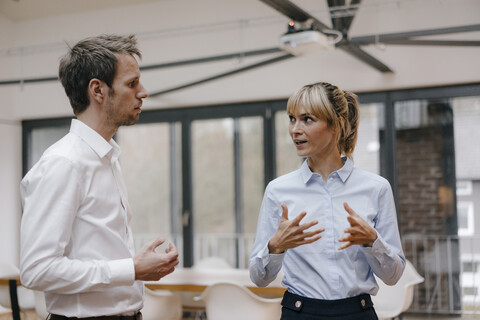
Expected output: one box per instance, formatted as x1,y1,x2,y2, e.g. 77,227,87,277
88,79,105,104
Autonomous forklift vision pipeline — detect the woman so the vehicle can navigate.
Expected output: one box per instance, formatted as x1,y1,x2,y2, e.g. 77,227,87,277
249,82,405,320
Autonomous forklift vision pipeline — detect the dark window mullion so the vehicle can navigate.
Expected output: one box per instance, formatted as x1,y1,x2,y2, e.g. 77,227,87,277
233,118,242,268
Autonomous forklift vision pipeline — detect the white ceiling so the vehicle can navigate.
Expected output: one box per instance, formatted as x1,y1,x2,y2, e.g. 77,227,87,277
1,0,479,116
0,0,164,21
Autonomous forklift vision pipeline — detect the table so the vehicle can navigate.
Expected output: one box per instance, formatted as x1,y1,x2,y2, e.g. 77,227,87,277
145,268,286,296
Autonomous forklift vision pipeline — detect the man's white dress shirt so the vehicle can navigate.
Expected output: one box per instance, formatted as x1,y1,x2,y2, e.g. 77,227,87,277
20,119,143,317
250,158,405,300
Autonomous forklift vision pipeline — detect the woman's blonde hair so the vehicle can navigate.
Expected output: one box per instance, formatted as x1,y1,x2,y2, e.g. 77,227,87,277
286,82,359,159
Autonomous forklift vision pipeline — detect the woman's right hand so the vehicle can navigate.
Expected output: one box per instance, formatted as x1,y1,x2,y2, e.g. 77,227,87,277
268,203,324,254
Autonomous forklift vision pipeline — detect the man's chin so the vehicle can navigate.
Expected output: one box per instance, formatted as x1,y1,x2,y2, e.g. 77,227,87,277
122,114,140,126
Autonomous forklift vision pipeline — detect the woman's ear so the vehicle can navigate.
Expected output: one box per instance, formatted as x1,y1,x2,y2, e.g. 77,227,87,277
88,79,104,104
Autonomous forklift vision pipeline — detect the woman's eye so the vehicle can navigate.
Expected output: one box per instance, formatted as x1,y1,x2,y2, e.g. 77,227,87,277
305,117,313,122
288,115,295,122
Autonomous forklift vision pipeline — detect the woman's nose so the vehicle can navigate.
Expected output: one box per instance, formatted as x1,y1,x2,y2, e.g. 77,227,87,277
290,121,303,133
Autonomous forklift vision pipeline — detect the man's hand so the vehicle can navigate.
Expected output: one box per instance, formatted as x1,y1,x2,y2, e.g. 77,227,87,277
133,238,179,281
338,202,377,250
268,203,324,254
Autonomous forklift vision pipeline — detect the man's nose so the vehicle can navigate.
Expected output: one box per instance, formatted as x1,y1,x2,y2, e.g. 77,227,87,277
137,82,148,99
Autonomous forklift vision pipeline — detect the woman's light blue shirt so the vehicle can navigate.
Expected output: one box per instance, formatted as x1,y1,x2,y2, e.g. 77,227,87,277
249,158,405,299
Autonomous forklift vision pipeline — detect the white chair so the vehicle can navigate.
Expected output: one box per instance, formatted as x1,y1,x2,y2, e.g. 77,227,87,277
0,304,12,317
179,256,233,319
372,260,424,320
194,281,282,320
141,287,182,320
33,291,48,319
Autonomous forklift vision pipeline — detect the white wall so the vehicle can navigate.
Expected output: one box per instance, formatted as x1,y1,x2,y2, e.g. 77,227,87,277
0,0,479,266
0,13,21,266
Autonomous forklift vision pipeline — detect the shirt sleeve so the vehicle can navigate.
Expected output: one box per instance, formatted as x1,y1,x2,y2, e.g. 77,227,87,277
362,181,406,285
20,155,136,294
249,185,285,287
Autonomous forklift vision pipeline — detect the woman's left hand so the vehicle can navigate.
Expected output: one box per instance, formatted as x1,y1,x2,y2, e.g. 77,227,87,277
338,202,377,250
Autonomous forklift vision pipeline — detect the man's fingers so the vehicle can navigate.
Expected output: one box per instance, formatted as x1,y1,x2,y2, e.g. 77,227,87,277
165,242,176,253
147,238,166,251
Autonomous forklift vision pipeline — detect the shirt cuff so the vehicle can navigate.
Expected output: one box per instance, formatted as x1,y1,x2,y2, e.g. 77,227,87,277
108,258,136,285
363,234,391,267
261,244,285,269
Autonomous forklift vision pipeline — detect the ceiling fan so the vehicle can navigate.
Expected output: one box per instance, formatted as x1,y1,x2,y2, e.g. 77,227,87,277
147,0,480,96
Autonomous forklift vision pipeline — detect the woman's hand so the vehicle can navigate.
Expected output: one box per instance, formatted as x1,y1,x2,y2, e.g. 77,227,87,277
268,203,324,254
338,202,378,250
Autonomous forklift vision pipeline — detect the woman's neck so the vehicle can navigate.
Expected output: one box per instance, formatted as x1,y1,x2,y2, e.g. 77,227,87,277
307,153,344,182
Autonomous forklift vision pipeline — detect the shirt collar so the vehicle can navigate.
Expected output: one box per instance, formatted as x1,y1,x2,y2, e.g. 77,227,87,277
300,156,354,184
70,119,121,160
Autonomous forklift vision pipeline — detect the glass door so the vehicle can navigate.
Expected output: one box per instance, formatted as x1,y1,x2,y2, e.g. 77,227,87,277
190,116,263,268
117,122,183,257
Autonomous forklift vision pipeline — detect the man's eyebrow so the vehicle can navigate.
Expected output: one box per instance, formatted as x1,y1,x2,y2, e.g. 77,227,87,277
125,76,139,83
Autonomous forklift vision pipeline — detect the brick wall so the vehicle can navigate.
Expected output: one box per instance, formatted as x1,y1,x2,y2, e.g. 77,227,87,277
396,123,461,312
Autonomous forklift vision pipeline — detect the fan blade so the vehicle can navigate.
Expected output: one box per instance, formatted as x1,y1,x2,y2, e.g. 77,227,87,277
140,47,282,71
259,0,330,30
338,42,393,72
350,24,480,45
149,53,294,97
379,39,480,47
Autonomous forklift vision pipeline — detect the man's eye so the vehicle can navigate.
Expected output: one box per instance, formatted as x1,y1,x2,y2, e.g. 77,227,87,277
129,81,136,88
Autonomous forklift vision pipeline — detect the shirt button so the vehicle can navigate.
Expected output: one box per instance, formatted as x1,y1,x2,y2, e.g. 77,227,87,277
361,299,366,307
295,301,302,308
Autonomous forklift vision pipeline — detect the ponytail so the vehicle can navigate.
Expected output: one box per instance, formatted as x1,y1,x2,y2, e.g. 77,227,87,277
340,90,359,159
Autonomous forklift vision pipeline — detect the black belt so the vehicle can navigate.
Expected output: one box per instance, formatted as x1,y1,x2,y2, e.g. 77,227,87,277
282,291,374,316
49,312,142,320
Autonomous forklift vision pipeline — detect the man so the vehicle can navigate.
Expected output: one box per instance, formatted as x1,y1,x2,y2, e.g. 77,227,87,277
20,34,179,319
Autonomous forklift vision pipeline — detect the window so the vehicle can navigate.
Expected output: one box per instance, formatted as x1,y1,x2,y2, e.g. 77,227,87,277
458,201,475,236
457,180,473,196
117,122,182,252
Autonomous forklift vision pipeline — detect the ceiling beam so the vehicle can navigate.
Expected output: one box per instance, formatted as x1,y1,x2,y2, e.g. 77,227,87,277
381,39,480,46
0,47,283,86
350,24,480,45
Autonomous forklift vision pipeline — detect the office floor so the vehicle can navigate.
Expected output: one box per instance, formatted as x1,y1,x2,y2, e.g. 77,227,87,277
10,310,480,320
